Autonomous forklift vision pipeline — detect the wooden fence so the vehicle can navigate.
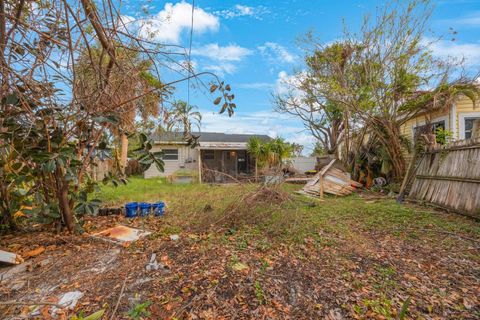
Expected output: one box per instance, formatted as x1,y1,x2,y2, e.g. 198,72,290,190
408,138,480,218
88,159,113,181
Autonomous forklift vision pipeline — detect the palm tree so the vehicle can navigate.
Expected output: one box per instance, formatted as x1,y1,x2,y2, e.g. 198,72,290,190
291,143,304,157
167,100,202,133
267,137,294,169
247,137,294,180
247,137,263,181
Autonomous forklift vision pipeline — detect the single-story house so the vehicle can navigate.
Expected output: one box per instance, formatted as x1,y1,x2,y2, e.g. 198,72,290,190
144,132,271,182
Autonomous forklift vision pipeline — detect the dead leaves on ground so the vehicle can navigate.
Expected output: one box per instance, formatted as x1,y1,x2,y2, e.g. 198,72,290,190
1,216,479,319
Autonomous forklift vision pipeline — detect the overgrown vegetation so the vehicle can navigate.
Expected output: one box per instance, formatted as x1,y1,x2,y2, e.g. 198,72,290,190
2,179,479,318
94,178,480,240
246,137,294,179
0,0,233,231
275,0,480,182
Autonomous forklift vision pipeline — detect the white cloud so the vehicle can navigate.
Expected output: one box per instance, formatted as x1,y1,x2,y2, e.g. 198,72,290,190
275,70,291,95
258,42,298,65
236,82,274,90
203,63,237,76
441,11,480,27
137,1,219,44
200,109,305,136
428,39,480,67
275,70,306,96
192,43,252,61
191,43,252,76
215,4,269,20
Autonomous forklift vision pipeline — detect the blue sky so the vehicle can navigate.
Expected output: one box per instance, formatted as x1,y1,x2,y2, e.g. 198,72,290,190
122,0,480,154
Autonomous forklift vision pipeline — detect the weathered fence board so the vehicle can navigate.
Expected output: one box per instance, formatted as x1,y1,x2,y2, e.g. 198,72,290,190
409,138,480,218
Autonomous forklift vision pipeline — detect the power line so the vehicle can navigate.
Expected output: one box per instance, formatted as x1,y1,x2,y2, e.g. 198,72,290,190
187,0,195,110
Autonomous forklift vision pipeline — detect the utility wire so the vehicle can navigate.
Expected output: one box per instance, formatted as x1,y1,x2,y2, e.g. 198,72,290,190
187,0,195,111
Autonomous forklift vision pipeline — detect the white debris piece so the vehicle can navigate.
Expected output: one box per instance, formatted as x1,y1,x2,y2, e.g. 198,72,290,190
169,234,179,241
51,291,84,314
146,253,158,271
145,253,169,273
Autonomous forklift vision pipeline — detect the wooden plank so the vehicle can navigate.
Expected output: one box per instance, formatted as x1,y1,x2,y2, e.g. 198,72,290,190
319,159,336,177
427,144,480,153
0,250,24,265
198,150,202,184
415,175,480,184
409,142,480,217
319,175,324,199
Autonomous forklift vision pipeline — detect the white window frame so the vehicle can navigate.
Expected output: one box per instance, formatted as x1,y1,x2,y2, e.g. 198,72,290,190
162,148,179,161
459,112,480,140
450,104,457,139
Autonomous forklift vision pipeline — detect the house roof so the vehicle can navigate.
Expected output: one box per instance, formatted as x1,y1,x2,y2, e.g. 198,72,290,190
151,131,272,143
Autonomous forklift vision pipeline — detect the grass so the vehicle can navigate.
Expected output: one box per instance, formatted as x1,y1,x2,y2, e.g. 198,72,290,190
94,176,480,246
94,176,207,205
13,177,480,319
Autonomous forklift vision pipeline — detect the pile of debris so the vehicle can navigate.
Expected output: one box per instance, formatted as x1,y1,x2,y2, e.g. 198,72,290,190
299,159,362,197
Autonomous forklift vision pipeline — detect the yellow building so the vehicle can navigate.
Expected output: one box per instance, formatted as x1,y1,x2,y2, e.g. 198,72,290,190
400,95,480,142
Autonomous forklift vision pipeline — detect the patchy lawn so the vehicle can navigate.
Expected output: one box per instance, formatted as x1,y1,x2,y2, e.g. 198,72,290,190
1,179,479,319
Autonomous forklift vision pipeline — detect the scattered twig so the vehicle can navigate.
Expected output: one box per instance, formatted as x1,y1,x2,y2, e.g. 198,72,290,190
398,227,480,247
420,228,480,246
109,274,128,320
173,291,207,318
0,301,63,307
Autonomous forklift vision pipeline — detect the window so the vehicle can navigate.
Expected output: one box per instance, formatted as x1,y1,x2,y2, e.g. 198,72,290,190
413,120,446,137
162,149,178,160
203,150,215,160
464,117,480,139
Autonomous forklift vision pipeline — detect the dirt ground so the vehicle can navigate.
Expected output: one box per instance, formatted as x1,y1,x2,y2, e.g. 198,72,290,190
1,189,479,319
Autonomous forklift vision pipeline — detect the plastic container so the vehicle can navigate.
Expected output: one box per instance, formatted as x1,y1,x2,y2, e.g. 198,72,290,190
139,202,152,216
152,202,166,216
125,202,138,218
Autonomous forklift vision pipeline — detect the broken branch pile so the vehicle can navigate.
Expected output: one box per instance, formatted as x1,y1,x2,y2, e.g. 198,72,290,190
208,185,292,230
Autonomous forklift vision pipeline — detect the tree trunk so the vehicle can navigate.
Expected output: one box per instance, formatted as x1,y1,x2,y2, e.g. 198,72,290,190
255,159,258,182
55,166,74,232
0,182,15,230
382,125,406,181
120,133,128,173
58,185,74,232
397,144,419,203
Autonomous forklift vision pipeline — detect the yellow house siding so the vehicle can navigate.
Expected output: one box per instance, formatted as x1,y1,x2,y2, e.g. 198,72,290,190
400,109,451,142
455,96,480,140
399,96,480,144
399,109,451,163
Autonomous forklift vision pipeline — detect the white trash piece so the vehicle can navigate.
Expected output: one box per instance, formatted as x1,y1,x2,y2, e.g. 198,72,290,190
51,291,84,314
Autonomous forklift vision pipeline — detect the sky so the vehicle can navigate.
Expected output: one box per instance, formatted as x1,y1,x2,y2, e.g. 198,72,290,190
121,0,480,154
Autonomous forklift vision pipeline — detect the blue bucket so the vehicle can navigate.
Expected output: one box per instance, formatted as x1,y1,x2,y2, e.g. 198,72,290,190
152,202,165,216
139,202,152,216
125,202,138,218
